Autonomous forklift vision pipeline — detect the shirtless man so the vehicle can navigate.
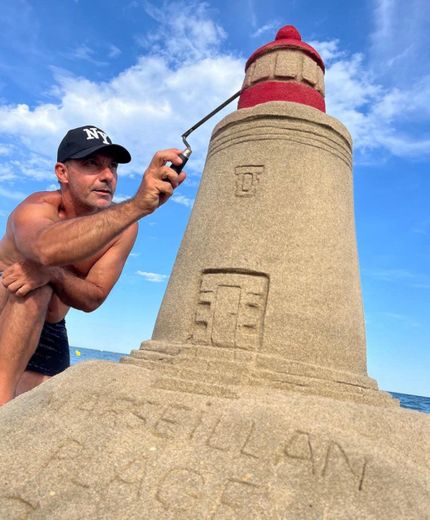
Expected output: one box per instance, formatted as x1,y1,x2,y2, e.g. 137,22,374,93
0,125,185,405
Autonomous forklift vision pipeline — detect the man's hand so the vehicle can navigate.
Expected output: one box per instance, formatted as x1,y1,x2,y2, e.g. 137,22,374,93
133,149,186,214
1,260,52,297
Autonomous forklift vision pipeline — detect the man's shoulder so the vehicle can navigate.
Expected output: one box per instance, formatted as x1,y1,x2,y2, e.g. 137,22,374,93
15,190,61,209
11,191,62,221
20,190,61,206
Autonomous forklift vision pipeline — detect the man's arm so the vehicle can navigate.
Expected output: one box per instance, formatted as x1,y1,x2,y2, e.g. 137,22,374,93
2,224,137,311
49,224,138,312
12,149,185,267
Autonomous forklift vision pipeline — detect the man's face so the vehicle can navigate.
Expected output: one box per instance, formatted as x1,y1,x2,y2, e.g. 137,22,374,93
62,153,119,212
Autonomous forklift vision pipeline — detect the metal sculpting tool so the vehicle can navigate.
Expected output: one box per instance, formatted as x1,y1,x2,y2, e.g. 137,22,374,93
170,89,242,173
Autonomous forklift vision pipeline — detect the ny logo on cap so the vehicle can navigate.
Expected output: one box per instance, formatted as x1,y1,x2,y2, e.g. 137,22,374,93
82,127,110,144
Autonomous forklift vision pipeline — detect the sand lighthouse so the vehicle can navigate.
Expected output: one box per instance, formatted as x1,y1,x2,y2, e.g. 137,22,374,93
0,26,428,520
124,26,392,405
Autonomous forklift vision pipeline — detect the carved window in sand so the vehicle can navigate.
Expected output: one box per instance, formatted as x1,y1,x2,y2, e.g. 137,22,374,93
235,165,263,197
192,270,269,351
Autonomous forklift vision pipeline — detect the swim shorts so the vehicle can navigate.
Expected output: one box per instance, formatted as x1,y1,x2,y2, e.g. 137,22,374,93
0,272,70,376
26,319,71,376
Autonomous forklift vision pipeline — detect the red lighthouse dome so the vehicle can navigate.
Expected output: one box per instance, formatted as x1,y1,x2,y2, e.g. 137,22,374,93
238,25,326,112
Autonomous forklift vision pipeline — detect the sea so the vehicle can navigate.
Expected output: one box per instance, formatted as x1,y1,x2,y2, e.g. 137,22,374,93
70,347,430,415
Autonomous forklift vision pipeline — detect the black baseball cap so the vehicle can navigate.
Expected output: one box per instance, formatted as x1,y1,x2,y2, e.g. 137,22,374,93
57,125,131,163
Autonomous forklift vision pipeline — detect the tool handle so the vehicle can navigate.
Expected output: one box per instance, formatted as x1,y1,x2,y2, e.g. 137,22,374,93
170,150,191,174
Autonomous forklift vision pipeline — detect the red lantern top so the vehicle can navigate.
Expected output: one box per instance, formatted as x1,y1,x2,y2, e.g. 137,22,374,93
238,25,326,112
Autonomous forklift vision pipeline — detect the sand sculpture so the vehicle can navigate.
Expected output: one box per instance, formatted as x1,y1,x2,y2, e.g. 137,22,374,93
0,26,428,519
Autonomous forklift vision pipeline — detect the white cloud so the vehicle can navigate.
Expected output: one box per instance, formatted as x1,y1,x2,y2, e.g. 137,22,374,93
363,268,415,282
113,193,130,203
66,43,110,67
108,45,121,59
0,164,17,181
0,144,13,156
308,40,344,63
69,43,121,66
136,270,168,283
251,21,281,39
320,39,430,158
370,0,430,82
363,267,430,289
0,186,28,200
0,152,54,181
381,312,420,327
70,44,96,62
0,0,428,180
247,0,257,28
411,282,430,290
141,1,227,63
0,2,243,184
171,194,194,208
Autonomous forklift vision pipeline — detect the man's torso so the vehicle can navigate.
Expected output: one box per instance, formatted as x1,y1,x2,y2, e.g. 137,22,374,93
0,190,121,322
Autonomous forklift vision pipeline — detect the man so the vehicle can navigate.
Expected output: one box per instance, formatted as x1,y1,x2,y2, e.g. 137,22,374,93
0,125,186,405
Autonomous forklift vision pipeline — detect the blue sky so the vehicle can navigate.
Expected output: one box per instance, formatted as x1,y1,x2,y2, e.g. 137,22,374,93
0,0,429,397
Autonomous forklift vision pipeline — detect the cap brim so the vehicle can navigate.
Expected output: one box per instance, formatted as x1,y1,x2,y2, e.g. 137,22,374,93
67,143,131,163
